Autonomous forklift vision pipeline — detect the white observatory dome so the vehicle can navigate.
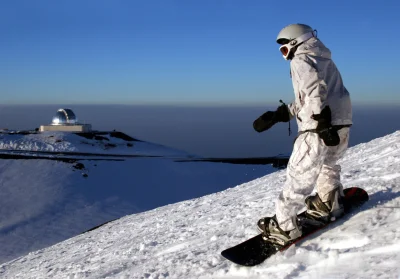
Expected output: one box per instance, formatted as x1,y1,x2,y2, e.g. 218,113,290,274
52,109,78,125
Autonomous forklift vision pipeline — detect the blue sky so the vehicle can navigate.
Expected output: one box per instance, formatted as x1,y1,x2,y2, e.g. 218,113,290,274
1,0,399,105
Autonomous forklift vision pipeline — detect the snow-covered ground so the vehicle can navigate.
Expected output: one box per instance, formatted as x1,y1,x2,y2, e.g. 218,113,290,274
1,131,400,278
0,131,192,157
0,131,273,265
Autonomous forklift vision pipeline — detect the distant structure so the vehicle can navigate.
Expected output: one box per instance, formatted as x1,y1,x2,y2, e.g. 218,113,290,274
39,108,92,132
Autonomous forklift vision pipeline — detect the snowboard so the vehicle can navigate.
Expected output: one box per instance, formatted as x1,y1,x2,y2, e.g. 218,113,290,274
221,187,369,266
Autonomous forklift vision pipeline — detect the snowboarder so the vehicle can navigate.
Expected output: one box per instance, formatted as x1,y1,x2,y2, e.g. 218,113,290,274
253,23,352,246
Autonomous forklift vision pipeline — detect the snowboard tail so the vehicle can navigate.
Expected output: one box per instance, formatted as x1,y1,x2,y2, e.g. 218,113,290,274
221,187,369,266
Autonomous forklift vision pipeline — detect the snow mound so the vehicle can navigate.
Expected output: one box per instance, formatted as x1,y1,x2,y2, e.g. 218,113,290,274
1,131,400,278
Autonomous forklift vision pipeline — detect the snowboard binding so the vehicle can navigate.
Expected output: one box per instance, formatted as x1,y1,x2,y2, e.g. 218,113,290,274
305,188,345,223
257,215,302,247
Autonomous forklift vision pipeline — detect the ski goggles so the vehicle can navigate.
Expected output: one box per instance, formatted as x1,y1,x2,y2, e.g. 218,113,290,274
279,31,315,60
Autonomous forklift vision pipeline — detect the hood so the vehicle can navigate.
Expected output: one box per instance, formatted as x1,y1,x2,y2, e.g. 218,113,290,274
295,37,331,59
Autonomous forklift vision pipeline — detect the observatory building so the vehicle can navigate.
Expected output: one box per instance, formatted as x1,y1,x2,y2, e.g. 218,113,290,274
39,108,92,132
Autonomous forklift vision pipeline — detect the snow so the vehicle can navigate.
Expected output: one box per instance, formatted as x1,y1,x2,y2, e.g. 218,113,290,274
1,130,400,278
0,131,273,265
0,131,192,157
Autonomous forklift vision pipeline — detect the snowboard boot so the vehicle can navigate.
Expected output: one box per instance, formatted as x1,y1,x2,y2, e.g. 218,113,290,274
305,187,345,223
257,215,302,247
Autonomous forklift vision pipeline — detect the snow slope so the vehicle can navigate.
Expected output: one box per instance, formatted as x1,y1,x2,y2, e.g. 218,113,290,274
1,131,400,278
0,131,273,264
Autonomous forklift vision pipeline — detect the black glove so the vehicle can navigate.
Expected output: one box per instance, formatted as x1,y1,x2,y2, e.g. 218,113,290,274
311,106,340,146
253,103,290,133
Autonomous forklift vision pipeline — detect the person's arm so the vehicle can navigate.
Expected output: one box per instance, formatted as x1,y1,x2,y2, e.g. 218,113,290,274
291,56,327,130
292,56,339,146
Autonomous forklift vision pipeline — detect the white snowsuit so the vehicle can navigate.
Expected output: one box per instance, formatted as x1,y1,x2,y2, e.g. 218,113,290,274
276,37,352,231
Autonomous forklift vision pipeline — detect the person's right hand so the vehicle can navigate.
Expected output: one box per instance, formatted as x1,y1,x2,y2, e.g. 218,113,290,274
253,104,290,133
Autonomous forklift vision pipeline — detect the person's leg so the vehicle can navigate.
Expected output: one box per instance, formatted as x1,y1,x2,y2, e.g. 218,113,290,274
316,128,350,201
276,132,328,231
305,128,350,220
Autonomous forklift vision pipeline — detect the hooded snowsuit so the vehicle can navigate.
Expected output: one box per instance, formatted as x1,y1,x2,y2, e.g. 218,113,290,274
276,37,352,231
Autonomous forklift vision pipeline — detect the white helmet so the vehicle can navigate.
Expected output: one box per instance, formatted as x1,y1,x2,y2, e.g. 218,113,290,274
276,24,314,44
276,24,316,60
